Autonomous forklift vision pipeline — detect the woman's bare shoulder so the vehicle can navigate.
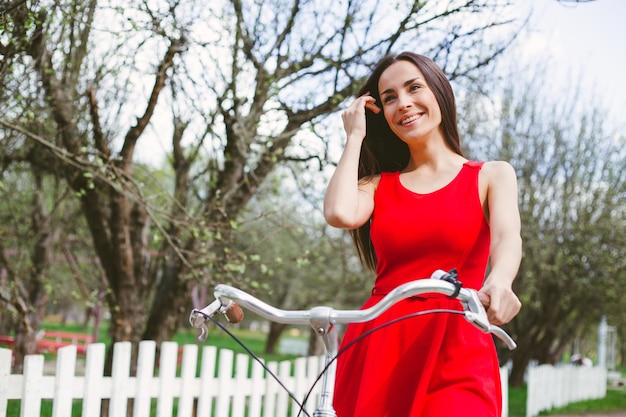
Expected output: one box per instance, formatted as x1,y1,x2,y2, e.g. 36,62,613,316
482,160,517,179
479,161,519,197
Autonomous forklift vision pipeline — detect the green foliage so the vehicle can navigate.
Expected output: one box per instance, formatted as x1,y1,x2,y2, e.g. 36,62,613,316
460,58,626,382
233,167,372,308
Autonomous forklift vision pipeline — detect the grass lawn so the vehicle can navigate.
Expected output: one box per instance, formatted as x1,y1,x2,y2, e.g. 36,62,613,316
509,385,528,417
508,385,626,417
538,388,626,415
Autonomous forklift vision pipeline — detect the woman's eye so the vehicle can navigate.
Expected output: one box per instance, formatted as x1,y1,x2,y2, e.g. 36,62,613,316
410,84,421,92
382,95,396,103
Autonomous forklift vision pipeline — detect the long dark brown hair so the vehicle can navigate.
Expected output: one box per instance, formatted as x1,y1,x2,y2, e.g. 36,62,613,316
350,52,465,271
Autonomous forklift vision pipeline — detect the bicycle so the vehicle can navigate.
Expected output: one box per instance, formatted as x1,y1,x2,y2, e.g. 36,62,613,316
189,269,517,417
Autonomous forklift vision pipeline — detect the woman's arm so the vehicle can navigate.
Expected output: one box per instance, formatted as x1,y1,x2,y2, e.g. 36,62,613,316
479,160,523,325
323,96,378,229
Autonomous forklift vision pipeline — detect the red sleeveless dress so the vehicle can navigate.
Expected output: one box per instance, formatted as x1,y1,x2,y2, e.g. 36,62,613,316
332,161,502,417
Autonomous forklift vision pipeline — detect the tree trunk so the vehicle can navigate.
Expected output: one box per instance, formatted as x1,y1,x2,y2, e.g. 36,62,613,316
12,326,39,374
143,260,191,343
508,348,533,387
265,322,287,354
10,171,54,371
307,327,324,357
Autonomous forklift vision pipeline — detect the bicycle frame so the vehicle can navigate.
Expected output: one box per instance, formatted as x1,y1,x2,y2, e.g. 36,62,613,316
189,269,517,417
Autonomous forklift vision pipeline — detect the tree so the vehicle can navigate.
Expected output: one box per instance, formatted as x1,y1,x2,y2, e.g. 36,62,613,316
0,162,102,372
0,0,523,371
227,167,372,354
461,63,626,386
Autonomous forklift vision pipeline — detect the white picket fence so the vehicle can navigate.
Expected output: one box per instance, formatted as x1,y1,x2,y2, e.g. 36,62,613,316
525,364,607,417
0,341,326,417
0,341,606,417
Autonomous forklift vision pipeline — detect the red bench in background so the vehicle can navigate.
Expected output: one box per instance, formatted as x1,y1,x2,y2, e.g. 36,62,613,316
37,330,94,355
0,335,14,348
0,330,94,355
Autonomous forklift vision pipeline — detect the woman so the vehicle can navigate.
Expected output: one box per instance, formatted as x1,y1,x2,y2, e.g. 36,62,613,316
323,52,522,417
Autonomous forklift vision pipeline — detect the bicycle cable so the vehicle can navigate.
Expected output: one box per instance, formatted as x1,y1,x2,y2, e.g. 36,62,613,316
205,307,466,417
207,315,313,417
295,308,465,417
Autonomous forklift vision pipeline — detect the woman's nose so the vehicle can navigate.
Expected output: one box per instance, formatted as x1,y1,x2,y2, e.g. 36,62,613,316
397,92,412,110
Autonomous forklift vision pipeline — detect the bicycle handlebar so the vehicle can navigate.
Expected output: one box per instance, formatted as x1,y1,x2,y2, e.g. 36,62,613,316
190,269,516,350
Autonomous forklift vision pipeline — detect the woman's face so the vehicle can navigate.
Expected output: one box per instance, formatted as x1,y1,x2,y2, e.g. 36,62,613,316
378,60,443,144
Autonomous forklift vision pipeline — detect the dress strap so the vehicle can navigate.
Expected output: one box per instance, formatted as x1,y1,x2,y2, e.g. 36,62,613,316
464,160,485,169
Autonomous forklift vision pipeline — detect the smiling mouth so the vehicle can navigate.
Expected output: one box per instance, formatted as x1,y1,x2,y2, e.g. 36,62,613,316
400,114,421,125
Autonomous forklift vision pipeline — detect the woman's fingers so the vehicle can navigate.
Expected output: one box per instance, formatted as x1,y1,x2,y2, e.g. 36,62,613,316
478,292,491,309
365,100,381,114
342,94,379,138
479,286,521,325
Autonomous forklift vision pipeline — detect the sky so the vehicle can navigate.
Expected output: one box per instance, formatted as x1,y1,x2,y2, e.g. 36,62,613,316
519,0,626,114
134,0,626,165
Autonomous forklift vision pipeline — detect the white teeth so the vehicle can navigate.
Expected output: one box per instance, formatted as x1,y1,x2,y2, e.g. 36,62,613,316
401,115,419,125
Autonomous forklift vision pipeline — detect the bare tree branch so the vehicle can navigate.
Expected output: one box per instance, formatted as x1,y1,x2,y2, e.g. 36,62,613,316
120,36,188,170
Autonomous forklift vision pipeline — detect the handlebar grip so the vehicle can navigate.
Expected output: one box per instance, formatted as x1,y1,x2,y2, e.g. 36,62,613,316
224,302,244,323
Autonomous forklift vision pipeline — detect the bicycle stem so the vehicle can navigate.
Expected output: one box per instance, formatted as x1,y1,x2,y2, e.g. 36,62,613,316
310,315,339,417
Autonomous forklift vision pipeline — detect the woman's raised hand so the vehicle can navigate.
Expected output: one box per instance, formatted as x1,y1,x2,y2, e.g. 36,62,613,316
341,94,380,141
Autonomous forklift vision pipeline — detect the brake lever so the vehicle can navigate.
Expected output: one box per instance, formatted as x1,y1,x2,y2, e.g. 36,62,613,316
189,299,246,342
463,290,517,350
189,299,222,341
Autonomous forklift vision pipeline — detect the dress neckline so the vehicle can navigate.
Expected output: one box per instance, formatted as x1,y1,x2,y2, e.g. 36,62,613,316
395,161,472,196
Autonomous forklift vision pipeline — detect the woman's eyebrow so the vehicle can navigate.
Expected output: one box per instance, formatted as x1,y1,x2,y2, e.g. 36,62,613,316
380,77,424,96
